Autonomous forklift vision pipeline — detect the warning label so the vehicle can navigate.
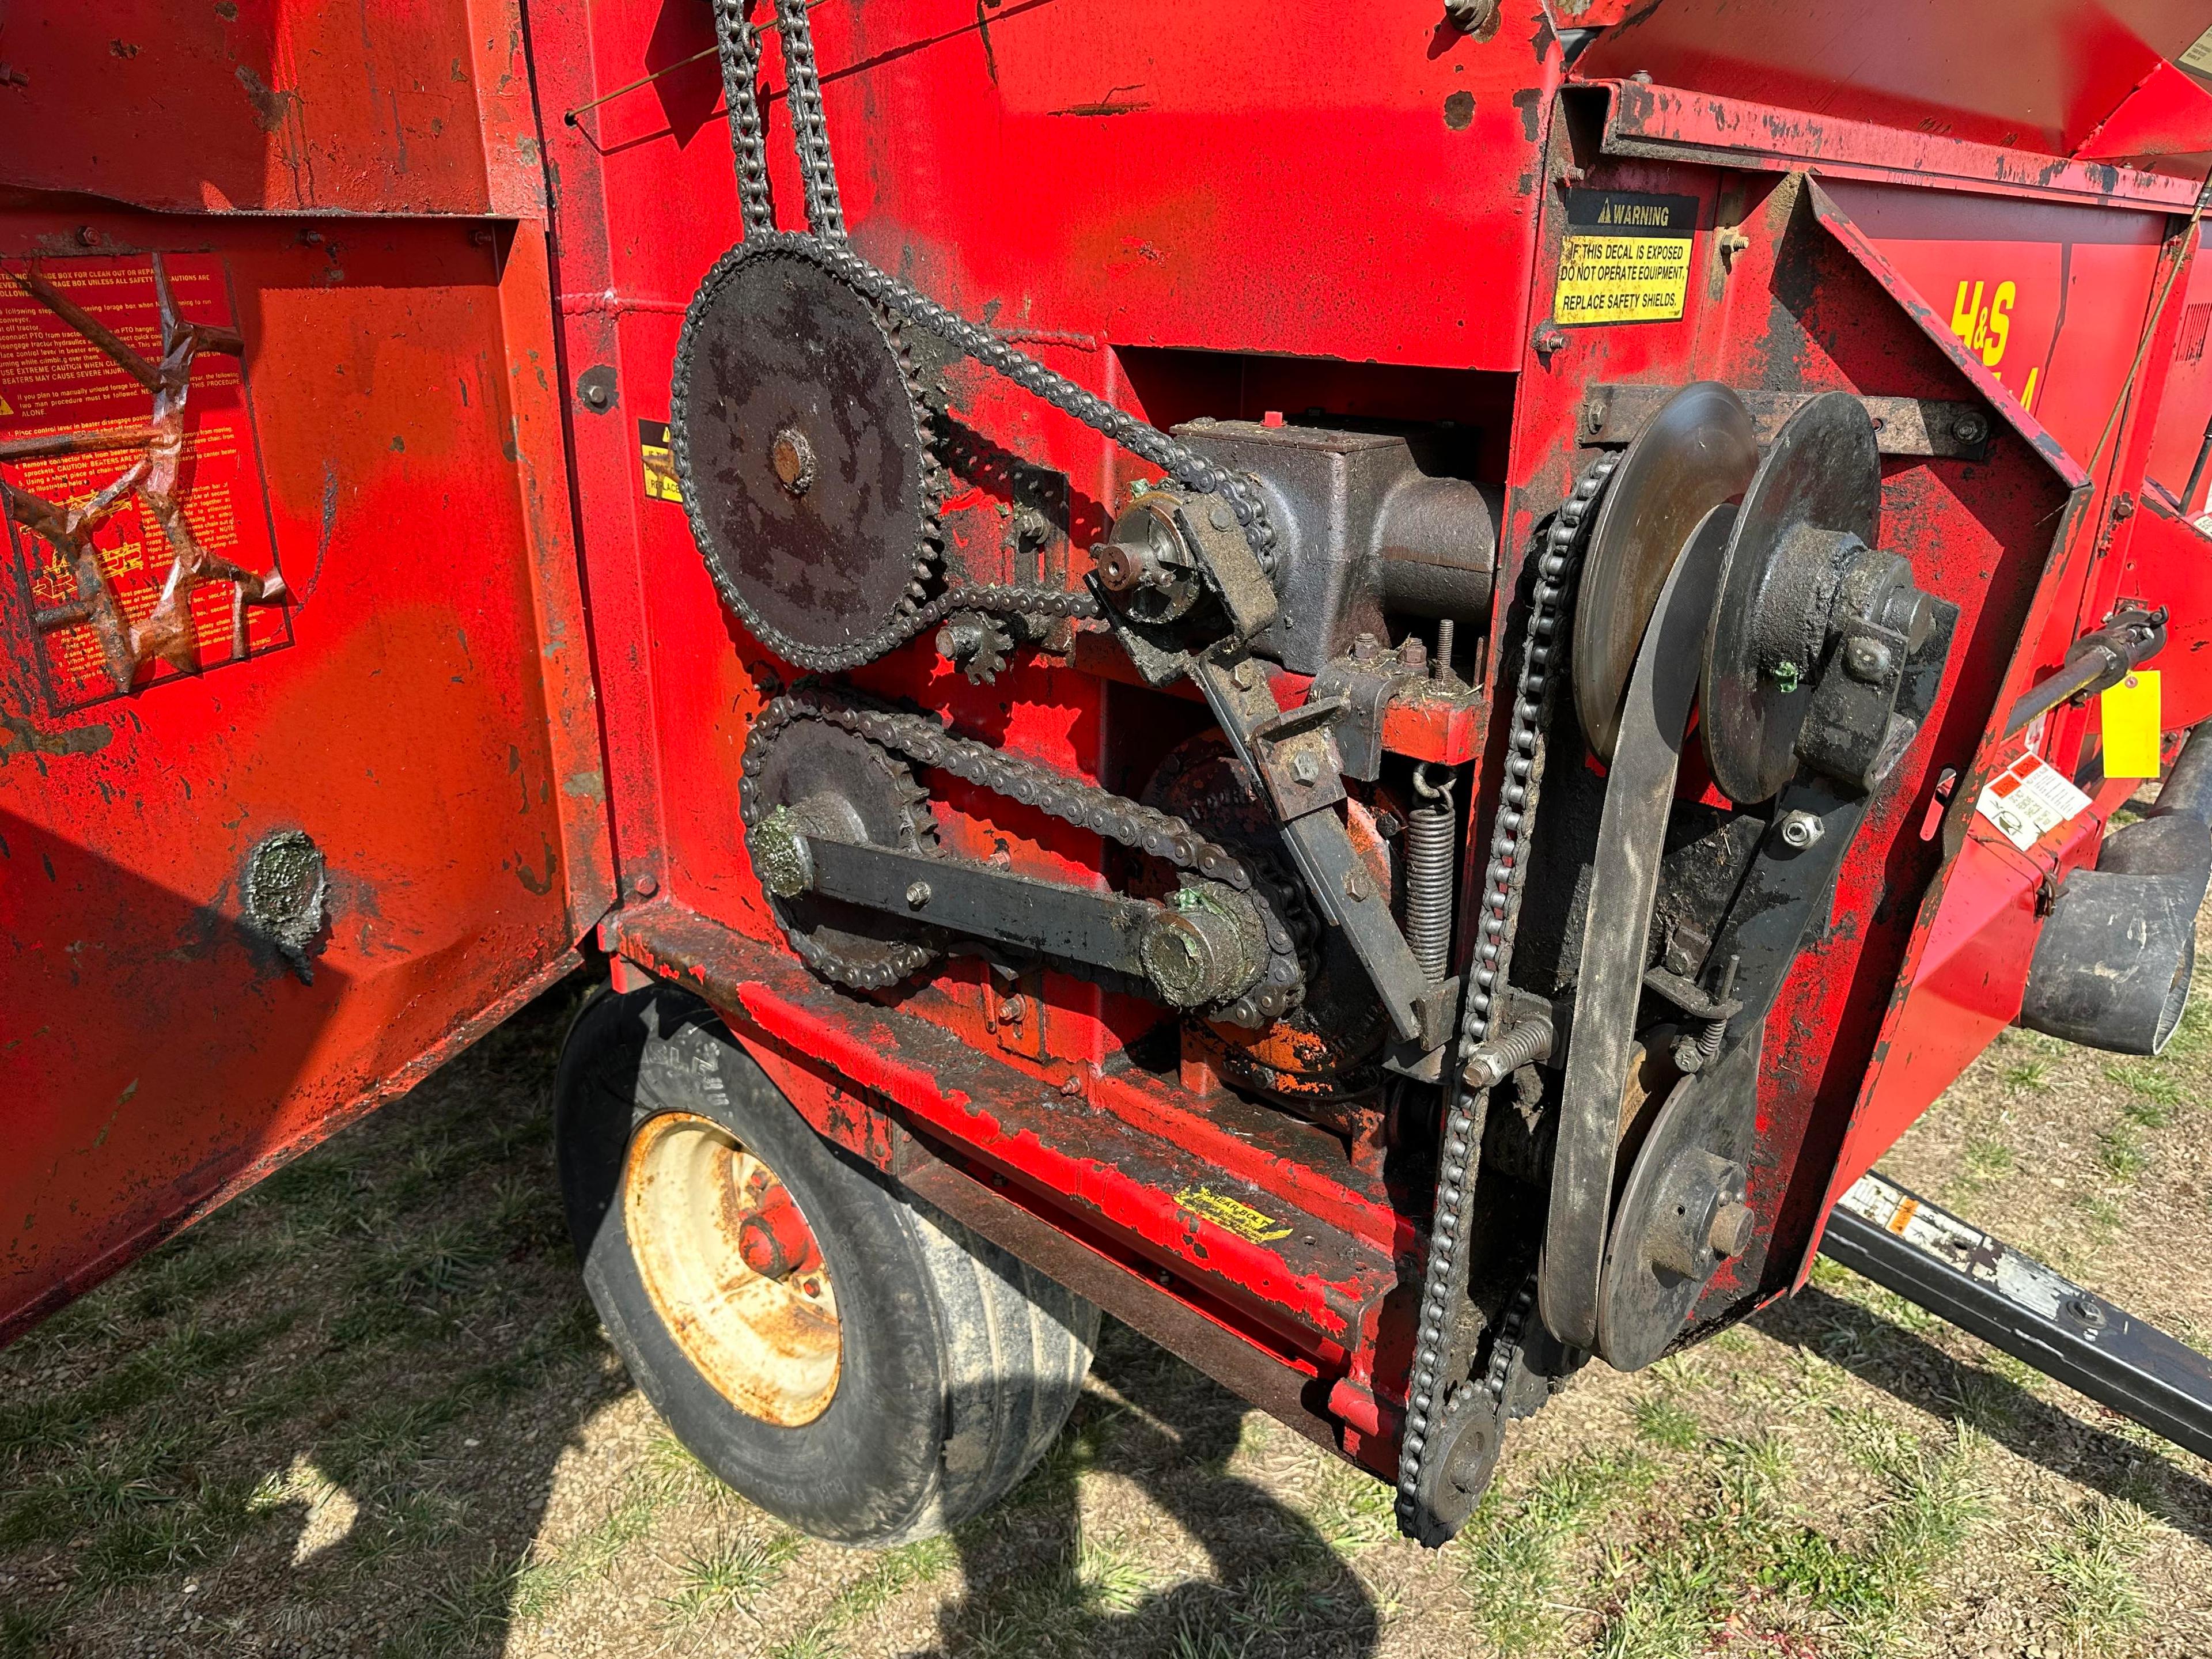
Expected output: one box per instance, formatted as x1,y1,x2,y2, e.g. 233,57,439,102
1554,191,1698,327
1175,1185,1292,1245
1974,751,2092,852
0,255,287,710
639,418,681,503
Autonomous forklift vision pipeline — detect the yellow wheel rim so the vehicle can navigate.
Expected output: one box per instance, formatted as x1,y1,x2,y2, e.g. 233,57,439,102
622,1111,841,1426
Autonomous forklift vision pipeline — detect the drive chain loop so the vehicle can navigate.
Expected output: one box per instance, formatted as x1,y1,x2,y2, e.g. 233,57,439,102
1393,453,1618,1541
708,3,1279,577
742,685,1308,1025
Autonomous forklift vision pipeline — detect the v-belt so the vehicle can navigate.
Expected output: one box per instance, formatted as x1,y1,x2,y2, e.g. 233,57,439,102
1539,499,1738,1356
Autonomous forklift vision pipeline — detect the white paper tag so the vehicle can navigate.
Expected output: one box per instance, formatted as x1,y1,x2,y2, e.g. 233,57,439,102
1974,752,2090,851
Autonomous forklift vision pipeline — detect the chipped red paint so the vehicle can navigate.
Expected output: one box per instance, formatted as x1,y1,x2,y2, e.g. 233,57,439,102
12,0,2212,1469
1,58,610,1342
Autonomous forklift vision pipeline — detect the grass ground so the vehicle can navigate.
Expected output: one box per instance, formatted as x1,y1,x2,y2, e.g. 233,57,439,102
4,937,2209,1658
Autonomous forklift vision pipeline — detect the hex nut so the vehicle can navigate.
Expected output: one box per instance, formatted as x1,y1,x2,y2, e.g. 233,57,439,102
1777,809,1825,850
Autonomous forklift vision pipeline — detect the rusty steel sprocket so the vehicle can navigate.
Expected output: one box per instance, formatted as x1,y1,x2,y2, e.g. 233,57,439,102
673,244,944,672
738,702,942,990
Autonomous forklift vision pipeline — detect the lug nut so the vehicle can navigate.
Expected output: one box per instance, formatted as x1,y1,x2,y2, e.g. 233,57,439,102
1777,809,1824,850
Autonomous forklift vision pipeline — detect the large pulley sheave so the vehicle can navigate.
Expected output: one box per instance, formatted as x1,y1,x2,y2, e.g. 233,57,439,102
672,248,938,671
1572,382,1760,760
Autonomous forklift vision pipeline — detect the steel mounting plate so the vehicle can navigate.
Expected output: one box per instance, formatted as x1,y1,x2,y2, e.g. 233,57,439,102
1701,391,1881,804
1573,382,1759,761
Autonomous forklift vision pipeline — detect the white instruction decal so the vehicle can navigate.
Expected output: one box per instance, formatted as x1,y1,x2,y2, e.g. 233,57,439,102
1974,752,2090,851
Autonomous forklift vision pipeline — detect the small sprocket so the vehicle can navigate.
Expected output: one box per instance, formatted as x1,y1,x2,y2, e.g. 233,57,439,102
935,611,1014,684
738,703,941,990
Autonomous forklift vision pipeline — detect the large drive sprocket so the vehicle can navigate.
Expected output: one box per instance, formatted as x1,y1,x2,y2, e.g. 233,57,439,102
673,245,942,671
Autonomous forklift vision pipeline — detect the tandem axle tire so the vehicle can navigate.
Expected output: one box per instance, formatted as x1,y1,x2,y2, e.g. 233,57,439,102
554,982,1100,1546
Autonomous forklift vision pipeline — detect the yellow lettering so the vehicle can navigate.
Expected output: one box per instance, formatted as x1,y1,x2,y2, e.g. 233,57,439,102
2022,365,2040,414
1951,280,1984,347
1984,281,2014,366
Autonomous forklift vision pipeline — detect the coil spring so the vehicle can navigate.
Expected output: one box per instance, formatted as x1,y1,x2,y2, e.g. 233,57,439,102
1405,763,1459,984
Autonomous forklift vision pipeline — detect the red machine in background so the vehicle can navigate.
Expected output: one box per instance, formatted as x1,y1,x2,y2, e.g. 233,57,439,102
6,0,2212,1548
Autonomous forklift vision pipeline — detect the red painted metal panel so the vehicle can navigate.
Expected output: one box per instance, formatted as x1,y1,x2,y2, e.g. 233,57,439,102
0,199,610,1339
0,0,545,217
2074,58,2212,177
1576,0,2207,159
2122,490,2212,730
1592,81,2203,211
1815,180,2170,466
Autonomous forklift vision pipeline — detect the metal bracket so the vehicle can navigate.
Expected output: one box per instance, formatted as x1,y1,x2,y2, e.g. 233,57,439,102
763,826,1268,1012
1583,384,1995,461
1191,647,1445,1047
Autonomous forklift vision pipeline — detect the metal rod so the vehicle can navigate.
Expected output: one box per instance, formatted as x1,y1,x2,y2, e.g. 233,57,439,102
563,46,719,125
2186,412,2212,513
1820,1171,2212,1463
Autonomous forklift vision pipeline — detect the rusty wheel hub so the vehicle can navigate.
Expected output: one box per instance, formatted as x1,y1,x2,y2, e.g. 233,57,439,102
622,1111,840,1426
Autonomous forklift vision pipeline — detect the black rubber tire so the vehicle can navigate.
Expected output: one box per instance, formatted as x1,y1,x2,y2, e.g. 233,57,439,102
554,982,1100,1546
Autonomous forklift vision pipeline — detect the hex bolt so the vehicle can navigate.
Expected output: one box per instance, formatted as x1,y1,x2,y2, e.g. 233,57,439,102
1291,749,1323,786
904,881,932,910
997,997,1023,1024
631,872,660,898
1953,410,1989,446
1844,637,1895,683
1533,323,1569,355
2065,1291,2108,1331
1208,500,1236,532
1777,809,1825,850
770,425,817,497
1709,1201,1755,1259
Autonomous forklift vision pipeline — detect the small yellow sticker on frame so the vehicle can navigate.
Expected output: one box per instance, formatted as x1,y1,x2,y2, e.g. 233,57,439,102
1555,190,1699,327
2101,669,2162,779
1175,1185,1293,1244
639,418,682,503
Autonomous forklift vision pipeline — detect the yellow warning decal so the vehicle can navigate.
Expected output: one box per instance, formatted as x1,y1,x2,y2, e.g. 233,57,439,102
1554,190,1698,327
639,417,681,503
1175,1185,1293,1244
2101,669,2163,780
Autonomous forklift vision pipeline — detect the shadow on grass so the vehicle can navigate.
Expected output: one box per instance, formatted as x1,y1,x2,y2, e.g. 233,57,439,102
919,1322,1381,1659
1755,1283,2212,1548
0,976,618,1659
1,975,1378,1659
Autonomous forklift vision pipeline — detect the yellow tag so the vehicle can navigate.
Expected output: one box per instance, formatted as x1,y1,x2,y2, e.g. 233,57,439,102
2100,669,2161,779
1174,1185,1291,1245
